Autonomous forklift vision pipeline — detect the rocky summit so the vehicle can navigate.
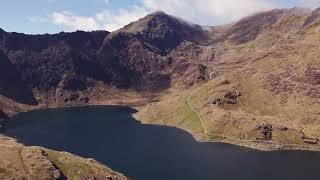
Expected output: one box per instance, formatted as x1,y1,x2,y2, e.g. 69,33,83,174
1,6,320,178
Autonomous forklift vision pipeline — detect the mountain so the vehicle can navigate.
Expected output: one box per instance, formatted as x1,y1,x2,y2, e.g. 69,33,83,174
97,11,210,89
135,8,320,150
0,30,108,90
121,11,208,50
1,7,320,153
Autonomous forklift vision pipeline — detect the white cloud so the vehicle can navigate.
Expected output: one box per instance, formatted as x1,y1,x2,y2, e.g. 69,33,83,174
96,6,148,31
30,0,320,32
51,11,100,31
297,0,320,9
143,0,276,24
47,6,148,32
46,0,275,32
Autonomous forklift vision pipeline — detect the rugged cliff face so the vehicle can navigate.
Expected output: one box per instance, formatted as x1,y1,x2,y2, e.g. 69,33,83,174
0,50,37,105
0,30,108,90
0,11,211,111
1,8,320,150
97,11,210,89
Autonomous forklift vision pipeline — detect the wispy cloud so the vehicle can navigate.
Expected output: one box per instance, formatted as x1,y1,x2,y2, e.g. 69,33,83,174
46,6,148,32
28,0,319,32
51,11,100,31
297,0,320,9
143,0,276,24
96,6,148,31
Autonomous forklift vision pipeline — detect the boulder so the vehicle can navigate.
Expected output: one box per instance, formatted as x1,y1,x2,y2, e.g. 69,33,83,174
305,66,320,85
63,93,80,102
80,96,90,103
276,126,289,132
212,98,223,106
224,91,241,100
221,80,230,85
211,90,242,107
302,136,319,144
256,124,273,141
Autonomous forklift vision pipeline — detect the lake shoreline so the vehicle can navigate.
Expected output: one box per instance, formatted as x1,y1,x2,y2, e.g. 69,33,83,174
201,138,320,152
2,104,320,153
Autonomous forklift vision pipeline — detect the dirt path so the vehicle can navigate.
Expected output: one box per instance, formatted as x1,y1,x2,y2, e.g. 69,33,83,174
186,84,320,151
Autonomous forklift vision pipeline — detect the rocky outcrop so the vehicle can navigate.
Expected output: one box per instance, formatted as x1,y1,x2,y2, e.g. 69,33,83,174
212,90,241,107
305,66,320,85
302,137,319,144
197,64,208,80
0,141,127,180
224,91,241,101
256,124,273,141
21,148,63,179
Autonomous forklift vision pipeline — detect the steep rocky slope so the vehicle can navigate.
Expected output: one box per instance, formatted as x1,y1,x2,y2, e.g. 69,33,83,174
0,12,209,112
0,50,37,105
0,7,320,172
0,30,111,111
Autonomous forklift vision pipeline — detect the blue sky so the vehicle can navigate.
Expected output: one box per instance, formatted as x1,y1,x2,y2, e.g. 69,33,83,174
0,0,318,34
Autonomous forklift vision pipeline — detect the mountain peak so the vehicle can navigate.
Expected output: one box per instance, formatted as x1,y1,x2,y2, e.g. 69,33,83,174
119,11,207,51
121,11,179,34
149,10,167,16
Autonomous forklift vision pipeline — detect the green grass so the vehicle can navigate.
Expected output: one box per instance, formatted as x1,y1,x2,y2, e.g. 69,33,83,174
180,97,203,132
45,150,94,179
137,88,204,135
208,134,225,141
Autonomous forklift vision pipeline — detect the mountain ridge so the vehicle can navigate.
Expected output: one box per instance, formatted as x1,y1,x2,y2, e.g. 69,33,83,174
1,7,320,178
1,7,320,150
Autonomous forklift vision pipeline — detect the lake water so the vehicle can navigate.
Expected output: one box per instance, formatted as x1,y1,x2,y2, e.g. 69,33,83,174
3,106,320,180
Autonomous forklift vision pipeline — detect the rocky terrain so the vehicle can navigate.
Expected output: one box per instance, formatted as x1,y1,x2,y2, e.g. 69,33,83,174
0,135,126,180
1,6,320,178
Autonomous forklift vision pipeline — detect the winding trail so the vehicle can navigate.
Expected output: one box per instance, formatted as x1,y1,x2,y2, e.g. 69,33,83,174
186,84,320,151
186,85,255,143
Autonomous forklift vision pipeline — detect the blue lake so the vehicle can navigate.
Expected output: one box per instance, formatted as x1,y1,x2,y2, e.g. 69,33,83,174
4,106,320,180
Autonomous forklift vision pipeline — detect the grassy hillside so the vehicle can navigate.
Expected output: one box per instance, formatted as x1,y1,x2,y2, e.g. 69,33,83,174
0,136,126,180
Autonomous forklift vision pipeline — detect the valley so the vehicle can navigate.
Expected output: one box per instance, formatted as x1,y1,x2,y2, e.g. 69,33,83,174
0,7,320,179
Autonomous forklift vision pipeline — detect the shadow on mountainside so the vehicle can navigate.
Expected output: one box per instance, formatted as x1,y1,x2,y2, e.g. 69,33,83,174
0,51,38,105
